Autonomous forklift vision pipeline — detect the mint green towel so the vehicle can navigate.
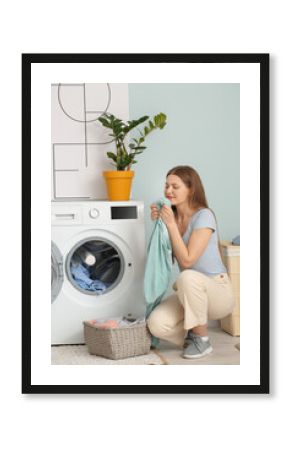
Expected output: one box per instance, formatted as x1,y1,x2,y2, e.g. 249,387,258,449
144,198,173,346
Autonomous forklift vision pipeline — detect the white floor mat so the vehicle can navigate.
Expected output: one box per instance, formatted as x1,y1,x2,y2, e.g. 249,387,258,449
51,344,163,365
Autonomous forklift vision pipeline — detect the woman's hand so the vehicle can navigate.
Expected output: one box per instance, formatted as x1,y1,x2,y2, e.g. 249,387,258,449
150,203,160,221
159,205,176,227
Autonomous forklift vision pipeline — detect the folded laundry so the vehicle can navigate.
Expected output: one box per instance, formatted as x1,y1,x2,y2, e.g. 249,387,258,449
119,317,146,327
232,235,240,246
70,263,107,293
88,319,119,328
87,317,146,328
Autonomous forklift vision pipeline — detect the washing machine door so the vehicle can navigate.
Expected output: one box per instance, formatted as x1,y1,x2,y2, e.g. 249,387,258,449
51,241,64,303
65,237,125,296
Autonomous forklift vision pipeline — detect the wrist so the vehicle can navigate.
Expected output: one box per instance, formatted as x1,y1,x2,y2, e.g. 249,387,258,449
167,221,177,231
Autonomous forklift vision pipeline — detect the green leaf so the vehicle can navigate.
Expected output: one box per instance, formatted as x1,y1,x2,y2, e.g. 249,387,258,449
132,150,143,155
98,117,112,128
154,113,167,129
107,152,117,162
123,116,149,133
99,112,167,169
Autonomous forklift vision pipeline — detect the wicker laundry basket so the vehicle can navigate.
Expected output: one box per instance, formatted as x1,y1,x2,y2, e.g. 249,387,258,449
83,321,152,360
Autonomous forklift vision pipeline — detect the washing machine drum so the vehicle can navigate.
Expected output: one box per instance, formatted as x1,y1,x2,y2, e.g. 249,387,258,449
67,239,124,295
51,242,63,303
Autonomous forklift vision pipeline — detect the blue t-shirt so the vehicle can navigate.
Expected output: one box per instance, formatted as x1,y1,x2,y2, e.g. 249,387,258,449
181,208,226,276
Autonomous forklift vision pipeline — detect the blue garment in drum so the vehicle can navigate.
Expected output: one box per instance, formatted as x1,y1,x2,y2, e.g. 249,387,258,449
70,263,107,293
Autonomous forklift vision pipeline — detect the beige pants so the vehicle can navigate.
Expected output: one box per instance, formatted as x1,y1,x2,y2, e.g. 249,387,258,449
147,269,235,347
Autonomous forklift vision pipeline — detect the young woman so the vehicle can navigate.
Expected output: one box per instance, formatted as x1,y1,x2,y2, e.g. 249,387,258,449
147,165,235,359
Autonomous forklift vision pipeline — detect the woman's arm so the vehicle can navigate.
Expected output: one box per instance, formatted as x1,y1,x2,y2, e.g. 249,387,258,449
160,205,213,269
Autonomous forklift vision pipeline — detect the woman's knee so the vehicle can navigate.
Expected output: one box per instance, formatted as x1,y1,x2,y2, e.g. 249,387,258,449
147,308,175,339
147,309,165,338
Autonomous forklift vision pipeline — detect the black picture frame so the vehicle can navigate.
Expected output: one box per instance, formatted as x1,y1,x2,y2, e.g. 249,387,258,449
22,53,269,394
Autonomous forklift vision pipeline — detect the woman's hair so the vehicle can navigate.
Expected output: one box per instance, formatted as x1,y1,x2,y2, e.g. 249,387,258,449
166,165,209,211
167,165,223,260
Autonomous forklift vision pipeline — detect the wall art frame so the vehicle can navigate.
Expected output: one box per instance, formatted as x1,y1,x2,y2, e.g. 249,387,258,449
22,53,269,394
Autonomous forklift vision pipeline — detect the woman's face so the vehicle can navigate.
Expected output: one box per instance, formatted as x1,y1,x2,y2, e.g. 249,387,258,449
164,174,192,206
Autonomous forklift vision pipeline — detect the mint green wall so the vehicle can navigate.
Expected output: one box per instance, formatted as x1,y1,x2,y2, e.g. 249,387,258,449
129,83,240,242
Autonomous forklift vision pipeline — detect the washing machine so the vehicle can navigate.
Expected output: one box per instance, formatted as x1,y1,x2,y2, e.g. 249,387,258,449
51,200,146,344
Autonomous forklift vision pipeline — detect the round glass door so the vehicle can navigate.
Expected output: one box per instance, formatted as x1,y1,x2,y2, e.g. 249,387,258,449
51,242,63,303
66,238,124,295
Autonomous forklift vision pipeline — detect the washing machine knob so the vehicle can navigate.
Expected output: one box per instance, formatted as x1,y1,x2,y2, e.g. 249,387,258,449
89,208,99,219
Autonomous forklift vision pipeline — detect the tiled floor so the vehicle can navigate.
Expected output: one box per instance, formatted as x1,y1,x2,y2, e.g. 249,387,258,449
154,328,240,365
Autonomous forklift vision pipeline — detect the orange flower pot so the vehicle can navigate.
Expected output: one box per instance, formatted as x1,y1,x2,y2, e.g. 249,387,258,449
103,170,135,201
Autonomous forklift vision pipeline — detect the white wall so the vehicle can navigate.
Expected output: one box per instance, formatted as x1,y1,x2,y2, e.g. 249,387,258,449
51,83,129,198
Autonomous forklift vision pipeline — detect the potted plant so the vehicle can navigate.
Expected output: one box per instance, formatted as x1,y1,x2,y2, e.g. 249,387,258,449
97,112,167,200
